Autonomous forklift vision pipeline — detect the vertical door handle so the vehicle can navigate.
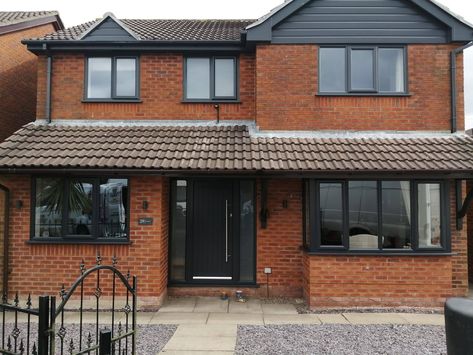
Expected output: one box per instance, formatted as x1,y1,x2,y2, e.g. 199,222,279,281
225,200,229,263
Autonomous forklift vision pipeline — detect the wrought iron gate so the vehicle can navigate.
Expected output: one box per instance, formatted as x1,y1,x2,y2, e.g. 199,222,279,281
0,255,137,355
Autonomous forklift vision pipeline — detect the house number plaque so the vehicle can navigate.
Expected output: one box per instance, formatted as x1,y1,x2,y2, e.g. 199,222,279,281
139,217,154,225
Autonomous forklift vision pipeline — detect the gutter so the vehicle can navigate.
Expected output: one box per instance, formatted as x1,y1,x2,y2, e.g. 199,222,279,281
451,41,473,133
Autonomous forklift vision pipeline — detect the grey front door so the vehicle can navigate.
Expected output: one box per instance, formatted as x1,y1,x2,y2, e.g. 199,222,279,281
191,180,233,281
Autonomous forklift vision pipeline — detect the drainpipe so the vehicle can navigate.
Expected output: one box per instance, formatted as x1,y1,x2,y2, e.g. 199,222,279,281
45,52,53,124
451,41,473,133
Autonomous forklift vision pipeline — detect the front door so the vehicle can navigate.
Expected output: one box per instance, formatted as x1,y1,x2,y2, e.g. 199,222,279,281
191,180,233,281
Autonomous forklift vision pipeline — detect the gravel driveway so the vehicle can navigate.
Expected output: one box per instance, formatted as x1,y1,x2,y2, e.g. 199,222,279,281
236,324,446,355
1,323,176,354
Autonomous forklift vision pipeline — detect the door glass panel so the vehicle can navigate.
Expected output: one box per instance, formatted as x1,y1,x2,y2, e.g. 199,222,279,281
350,49,375,91
215,58,236,97
319,48,346,92
67,180,93,236
320,183,343,246
34,178,63,238
186,58,210,99
170,180,187,281
379,48,405,93
382,181,411,249
349,181,378,250
99,179,128,238
87,58,112,98
418,183,442,248
116,58,136,97
240,181,255,282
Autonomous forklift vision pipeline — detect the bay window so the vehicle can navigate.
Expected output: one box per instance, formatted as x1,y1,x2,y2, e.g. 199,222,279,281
305,180,449,253
32,177,129,242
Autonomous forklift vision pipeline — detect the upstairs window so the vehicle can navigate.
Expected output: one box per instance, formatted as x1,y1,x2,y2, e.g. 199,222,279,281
86,57,139,100
319,46,406,95
184,56,238,101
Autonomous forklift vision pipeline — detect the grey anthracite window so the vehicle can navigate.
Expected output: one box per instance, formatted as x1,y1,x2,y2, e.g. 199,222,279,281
305,180,448,253
32,177,129,242
319,47,406,95
184,57,237,101
86,57,139,100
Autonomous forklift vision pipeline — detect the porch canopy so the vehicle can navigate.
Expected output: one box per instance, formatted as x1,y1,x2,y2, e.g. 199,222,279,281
0,122,473,176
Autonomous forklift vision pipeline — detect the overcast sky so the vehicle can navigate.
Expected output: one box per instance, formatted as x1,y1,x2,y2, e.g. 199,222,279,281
3,0,473,128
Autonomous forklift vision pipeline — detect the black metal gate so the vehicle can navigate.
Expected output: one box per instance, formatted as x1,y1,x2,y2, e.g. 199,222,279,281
0,254,137,355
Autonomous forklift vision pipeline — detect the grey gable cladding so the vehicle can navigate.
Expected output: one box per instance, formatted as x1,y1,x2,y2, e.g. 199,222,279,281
247,0,473,44
81,17,137,42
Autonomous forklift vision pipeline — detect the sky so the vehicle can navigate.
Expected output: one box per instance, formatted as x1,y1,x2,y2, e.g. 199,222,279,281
3,0,473,128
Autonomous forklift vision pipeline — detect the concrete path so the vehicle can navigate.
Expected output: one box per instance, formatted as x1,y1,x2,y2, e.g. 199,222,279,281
155,297,445,354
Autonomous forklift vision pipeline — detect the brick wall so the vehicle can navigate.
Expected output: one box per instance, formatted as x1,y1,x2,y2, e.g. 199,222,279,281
0,175,169,309
36,53,256,121
0,188,5,294
256,179,303,297
255,44,464,131
0,23,57,141
467,181,473,283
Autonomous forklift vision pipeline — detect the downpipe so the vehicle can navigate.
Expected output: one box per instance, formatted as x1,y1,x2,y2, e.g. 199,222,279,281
451,41,473,133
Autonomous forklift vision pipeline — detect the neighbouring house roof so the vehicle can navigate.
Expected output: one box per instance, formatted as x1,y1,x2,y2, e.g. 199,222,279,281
1,123,473,174
0,11,63,34
28,18,255,42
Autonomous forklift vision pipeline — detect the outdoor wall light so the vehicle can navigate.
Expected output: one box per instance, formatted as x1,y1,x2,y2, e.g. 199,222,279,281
142,200,149,210
15,200,23,209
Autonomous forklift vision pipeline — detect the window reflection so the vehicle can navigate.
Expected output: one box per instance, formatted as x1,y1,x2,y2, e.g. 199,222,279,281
349,181,378,249
170,180,187,281
382,181,411,249
67,180,93,235
99,179,128,238
35,178,64,238
418,183,442,248
320,183,343,246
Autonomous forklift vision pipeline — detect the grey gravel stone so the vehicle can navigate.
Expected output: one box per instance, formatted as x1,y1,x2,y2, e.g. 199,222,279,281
236,324,446,355
1,323,176,354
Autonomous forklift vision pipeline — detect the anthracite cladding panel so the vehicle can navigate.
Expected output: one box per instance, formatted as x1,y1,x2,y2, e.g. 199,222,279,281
272,0,449,44
82,17,136,41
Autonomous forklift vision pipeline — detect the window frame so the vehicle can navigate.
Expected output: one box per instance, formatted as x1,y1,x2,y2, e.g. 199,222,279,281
30,176,131,244
306,179,450,254
84,56,140,102
318,46,409,96
183,55,239,102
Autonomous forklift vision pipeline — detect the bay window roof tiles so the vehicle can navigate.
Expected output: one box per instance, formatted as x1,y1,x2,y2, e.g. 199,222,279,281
1,123,473,173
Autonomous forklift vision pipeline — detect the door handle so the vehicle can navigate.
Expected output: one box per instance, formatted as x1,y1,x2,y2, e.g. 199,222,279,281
225,200,229,263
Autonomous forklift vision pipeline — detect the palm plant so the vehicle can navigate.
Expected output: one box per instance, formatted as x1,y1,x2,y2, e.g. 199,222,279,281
39,178,92,214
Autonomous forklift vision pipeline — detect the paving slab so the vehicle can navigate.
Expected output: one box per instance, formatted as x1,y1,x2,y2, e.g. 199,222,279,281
194,298,229,313
316,313,350,324
263,314,321,325
150,312,209,325
207,313,264,325
399,313,445,326
160,298,197,313
163,335,236,352
342,313,407,325
174,324,237,337
62,312,126,324
160,351,234,355
261,303,298,315
228,299,263,314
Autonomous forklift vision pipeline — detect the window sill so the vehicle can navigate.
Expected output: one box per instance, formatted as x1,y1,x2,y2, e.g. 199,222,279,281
27,239,132,245
82,99,142,103
317,93,411,97
181,99,241,104
303,250,454,256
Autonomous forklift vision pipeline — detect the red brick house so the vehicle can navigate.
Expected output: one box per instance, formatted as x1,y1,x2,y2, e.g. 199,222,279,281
0,11,63,142
0,0,472,309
